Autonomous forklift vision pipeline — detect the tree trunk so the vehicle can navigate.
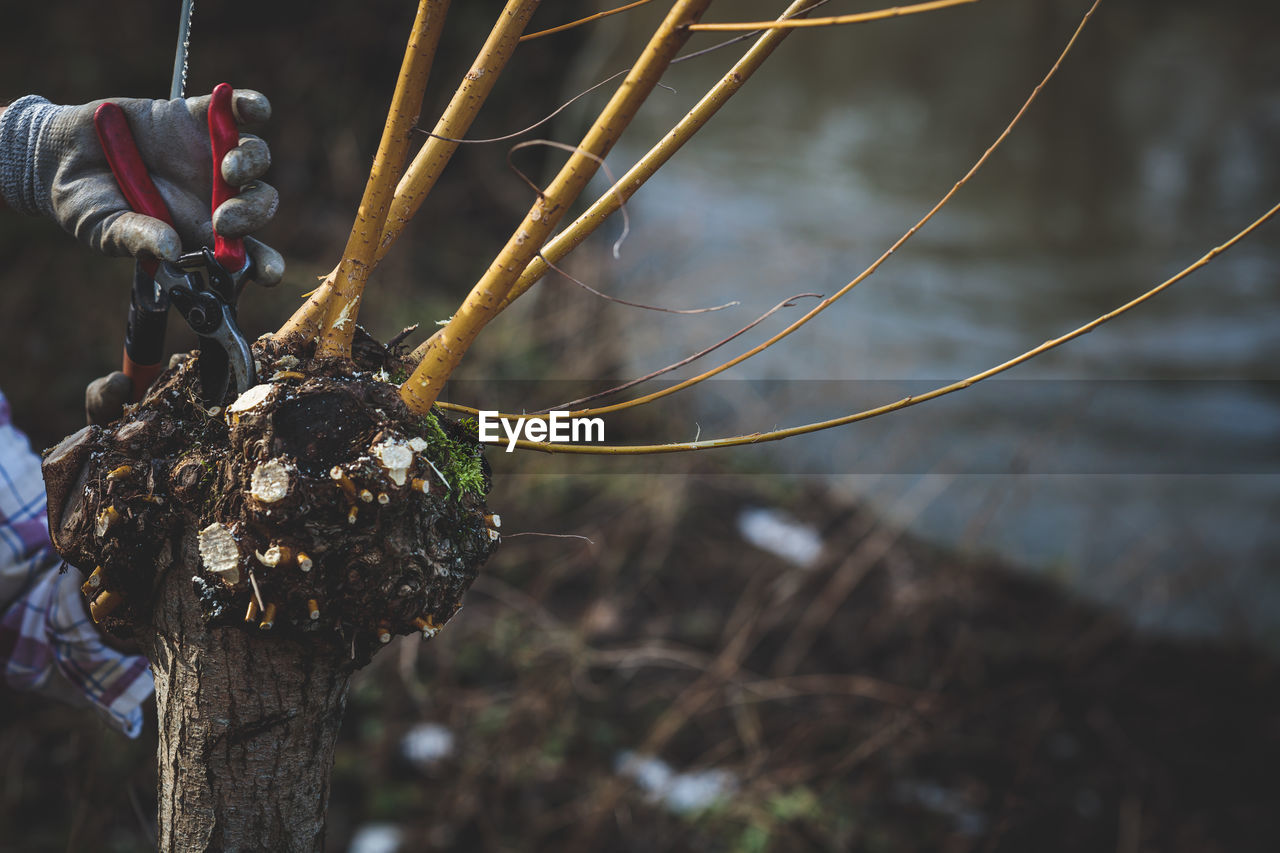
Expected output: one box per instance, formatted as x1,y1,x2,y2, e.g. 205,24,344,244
42,340,494,848
148,529,353,852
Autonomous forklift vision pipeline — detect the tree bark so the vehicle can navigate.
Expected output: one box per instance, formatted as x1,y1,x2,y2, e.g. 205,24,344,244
43,342,494,848
148,528,353,852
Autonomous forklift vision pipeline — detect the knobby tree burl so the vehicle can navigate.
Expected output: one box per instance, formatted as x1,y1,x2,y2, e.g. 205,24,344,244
43,335,496,849
35,0,1278,849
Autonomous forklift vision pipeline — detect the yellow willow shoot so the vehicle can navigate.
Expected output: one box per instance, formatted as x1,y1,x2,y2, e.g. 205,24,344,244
399,0,715,415
380,0,543,262
493,0,826,318
519,0,658,43
490,199,1280,453
281,0,541,344
688,0,979,32
307,0,451,358
439,0,1100,422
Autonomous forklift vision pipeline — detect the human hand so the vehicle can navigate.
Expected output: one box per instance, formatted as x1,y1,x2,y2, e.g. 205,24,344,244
85,355,191,426
0,89,283,285
85,371,131,426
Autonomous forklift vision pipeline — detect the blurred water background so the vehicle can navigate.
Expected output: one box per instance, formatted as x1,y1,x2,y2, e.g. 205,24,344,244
520,0,1280,642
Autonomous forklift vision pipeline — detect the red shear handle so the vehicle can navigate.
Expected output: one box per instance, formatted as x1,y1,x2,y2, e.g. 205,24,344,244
93,102,176,278
121,350,166,402
208,83,247,272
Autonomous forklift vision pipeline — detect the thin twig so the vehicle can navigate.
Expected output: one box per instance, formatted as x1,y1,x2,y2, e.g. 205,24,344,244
386,323,420,350
539,293,822,412
414,69,631,146
504,139,632,258
687,0,978,32
773,472,952,676
503,532,598,546
520,0,657,42
540,252,738,314
247,569,266,612
720,672,935,710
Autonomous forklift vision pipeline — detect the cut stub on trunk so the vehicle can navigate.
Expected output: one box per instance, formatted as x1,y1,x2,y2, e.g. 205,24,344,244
41,329,498,663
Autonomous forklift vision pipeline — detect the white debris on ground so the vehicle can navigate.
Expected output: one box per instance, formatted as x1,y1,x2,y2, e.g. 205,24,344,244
400,722,456,769
614,751,738,815
347,823,403,853
895,780,988,837
736,506,824,568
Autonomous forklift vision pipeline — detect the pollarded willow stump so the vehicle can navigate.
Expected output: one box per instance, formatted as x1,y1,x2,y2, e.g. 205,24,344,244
42,332,498,852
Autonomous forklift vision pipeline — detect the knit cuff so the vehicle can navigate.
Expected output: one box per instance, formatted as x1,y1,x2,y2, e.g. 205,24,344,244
0,95,60,217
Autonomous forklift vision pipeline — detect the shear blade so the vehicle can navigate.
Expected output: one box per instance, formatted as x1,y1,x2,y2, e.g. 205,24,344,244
199,340,232,405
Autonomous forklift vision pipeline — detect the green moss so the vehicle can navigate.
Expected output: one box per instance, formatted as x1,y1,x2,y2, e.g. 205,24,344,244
415,410,487,501
192,455,219,517
735,824,771,853
766,787,821,822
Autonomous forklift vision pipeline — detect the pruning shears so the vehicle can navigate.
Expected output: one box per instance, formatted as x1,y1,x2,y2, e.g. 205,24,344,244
93,83,256,406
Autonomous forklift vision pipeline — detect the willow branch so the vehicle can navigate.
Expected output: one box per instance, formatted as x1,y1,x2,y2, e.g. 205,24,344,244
399,0,716,415
520,0,658,42
380,0,543,263
497,0,822,312
279,0,538,344
539,251,738,315
496,199,1280,453
534,292,822,413
276,0,449,354
688,0,978,32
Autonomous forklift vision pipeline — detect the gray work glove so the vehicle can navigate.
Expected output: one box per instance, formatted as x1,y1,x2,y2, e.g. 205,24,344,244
85,371,131,426
0,90,283,285
85,355,190,426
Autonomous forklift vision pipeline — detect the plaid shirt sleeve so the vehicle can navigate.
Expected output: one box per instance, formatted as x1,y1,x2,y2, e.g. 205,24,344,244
0,390,153,737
